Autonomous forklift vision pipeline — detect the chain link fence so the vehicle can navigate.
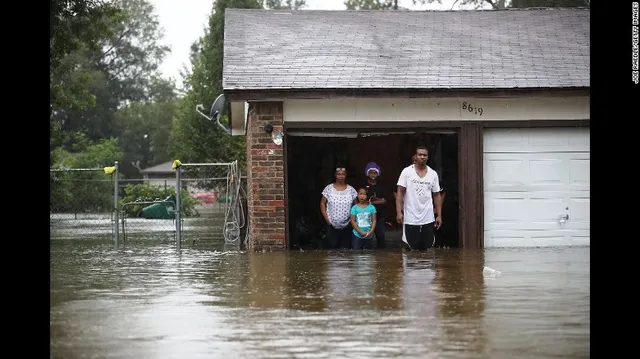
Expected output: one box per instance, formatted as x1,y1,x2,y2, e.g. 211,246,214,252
117,176,178,243
175,161,248,247
50,161,248,249
50,167,116,240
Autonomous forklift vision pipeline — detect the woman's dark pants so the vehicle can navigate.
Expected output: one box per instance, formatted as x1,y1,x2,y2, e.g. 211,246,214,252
326,224,352,249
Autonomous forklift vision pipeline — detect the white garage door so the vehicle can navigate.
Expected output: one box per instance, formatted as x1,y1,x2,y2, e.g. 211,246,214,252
483,128,590,248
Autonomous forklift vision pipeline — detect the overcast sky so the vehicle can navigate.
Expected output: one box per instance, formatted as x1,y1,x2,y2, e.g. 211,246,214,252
150,0,486,86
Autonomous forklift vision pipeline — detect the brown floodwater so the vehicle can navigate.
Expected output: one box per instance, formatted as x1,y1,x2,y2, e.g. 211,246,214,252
50,238,589,359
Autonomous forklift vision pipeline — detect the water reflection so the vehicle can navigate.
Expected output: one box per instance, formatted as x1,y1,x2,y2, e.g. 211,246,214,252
481,248,590,358
51,241,589,359
372,252,404,311
325,252,378,310
286,251,329,311
244,251,331,311
434,249,486,318
434,250,488,357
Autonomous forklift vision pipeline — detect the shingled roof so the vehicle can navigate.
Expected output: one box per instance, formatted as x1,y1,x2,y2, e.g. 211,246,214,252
222,8,589,92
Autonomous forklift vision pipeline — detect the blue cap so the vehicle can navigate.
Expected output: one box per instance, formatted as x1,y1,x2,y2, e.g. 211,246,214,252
365,162,381,176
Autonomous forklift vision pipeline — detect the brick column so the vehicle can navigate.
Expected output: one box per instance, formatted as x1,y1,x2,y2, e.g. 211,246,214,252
246,102,286,251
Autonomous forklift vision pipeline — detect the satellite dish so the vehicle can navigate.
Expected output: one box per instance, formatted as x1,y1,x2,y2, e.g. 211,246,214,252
195,93,231,135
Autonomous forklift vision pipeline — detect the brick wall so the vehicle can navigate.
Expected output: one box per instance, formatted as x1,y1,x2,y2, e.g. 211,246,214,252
246,102,286,251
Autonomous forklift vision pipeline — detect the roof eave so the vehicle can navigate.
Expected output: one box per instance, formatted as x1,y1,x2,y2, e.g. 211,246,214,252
223,87,590,102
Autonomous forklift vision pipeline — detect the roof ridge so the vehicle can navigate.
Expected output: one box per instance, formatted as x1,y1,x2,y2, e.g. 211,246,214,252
225,7,590,13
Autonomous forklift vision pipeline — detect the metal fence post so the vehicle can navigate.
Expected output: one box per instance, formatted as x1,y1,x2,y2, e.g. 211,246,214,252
113,161,119,250
175,164,182,250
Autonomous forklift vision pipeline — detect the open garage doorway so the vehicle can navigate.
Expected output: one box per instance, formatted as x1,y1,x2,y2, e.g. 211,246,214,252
286,129,459,250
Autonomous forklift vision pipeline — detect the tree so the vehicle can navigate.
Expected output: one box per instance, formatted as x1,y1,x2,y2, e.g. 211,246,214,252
51,0,180,185
414,0,589,10
50,0,123,112
345,0,396,10
169,0,263,166
264,0,306,9
50,138,122,213
50,0,123,165
54,0,172,145
113,85,178,178
510,0,589,7
98,0,171,102
347,0,589,10
172,0,334,167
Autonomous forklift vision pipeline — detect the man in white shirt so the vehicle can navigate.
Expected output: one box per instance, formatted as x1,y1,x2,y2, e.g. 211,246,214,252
395,146,443,250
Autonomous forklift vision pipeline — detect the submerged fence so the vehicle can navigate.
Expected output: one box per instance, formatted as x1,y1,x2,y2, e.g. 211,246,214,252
50,161,247,249
50,166,117,241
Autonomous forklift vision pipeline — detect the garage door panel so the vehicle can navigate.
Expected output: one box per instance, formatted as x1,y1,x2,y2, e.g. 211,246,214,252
483,155,527,188
484,152,589,192
568,131,590,149
483,128,590,248
483,129,529,152
485,233,534,248
569,158,590,186
567,196,590,230
485,191,589,232
530,158,564,185
525,195,566,228
570,235,590,246
484,193,527,228
484,128,590,153
485,192,572,231
485,230,590,248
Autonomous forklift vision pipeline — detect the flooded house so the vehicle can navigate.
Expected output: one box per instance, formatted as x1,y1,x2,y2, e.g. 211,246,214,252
140,161,177,190
213,7,590,251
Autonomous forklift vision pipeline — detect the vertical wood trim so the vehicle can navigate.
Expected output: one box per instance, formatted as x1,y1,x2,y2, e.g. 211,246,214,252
477,125,484,249
460,124,483,249
458,128,465,249
283,126,290,249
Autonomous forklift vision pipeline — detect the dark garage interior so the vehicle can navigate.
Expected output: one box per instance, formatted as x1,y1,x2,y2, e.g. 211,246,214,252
286,130,459,250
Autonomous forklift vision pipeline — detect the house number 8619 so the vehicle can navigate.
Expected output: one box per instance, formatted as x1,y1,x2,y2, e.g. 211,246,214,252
462,102,483,116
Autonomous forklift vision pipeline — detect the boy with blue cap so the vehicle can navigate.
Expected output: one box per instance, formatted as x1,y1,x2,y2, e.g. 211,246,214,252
363,161,387,249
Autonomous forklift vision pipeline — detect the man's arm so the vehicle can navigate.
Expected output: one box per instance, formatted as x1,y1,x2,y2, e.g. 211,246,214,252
395,169,407,224
433,192,443,220
395,186,406,224
432,172,443,227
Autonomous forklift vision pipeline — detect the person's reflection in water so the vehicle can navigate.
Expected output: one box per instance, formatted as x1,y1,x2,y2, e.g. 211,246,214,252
351,253,377,308
324,251,379,310
400,251,442,352
400,250,440,338
284,251,330,312
325,251,355,310
245,251,289,309
373,251,404,311
433,250,488,354
248,251,332,312
325,252,404,312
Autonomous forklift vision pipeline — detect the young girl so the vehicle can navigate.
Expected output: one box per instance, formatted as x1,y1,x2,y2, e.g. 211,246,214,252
350,188,377,250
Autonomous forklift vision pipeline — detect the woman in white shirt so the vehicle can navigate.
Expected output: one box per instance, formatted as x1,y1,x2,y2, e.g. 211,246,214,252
320,167,358,249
